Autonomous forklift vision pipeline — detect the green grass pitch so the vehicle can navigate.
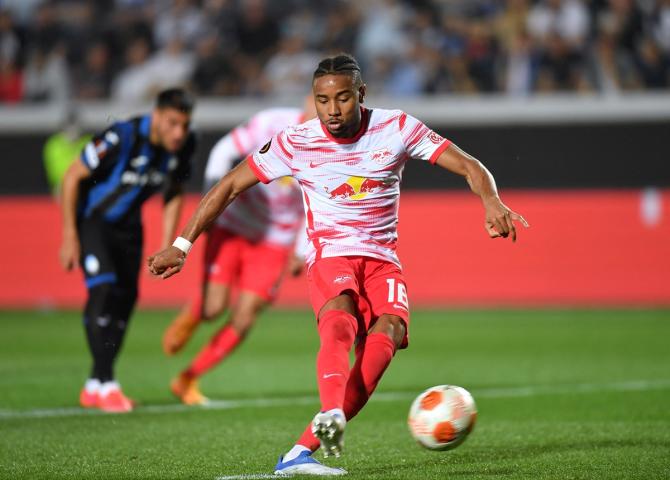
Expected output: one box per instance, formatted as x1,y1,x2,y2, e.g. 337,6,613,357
1,309,669,479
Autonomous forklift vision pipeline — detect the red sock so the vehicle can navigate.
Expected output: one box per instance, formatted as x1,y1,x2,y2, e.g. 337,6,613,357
296,333,395,451
185,324,241,377
343,333,395,420
316,310,357,412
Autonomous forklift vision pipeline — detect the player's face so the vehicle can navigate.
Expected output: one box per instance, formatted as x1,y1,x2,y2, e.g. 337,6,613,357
153,108,191,152
313,74,366,138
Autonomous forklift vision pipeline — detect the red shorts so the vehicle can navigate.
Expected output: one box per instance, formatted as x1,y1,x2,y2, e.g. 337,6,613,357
308,256,410,348
203,227,290,302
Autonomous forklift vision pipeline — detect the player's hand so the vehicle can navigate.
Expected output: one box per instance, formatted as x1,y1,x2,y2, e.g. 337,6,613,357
288,254,305,277
483,197,529,242
59,233,80,271
147,246,186,279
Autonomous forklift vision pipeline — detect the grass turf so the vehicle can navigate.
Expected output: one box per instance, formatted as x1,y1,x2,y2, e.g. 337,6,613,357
0,309,669,479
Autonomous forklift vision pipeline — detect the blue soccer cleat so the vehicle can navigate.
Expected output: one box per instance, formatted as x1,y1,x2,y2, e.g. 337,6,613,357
274,450,347,476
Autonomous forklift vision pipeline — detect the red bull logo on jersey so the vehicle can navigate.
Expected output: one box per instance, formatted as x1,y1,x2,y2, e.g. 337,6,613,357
370,147,394,165
328,176,394,200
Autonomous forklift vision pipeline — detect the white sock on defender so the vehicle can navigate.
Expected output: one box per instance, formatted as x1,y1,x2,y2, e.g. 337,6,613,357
283,445,310,462
99,381,120,397
84,378,101,394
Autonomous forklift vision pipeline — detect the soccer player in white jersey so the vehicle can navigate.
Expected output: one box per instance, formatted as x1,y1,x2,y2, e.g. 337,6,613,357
163,100,316,405
148,54,528,475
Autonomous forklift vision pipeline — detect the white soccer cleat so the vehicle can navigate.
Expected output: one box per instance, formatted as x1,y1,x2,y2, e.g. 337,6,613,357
274,451,347,476
312,411,346,458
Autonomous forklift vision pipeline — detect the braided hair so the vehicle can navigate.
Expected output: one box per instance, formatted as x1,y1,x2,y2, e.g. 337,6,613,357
313,54,363,86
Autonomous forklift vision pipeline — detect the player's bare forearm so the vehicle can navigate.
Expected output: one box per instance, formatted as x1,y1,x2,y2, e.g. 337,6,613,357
161,189,183,250
180,161,258,242
59,159,91,270
148,159,260,278
61,162,85,234
435,143,528,241
435,144,497,199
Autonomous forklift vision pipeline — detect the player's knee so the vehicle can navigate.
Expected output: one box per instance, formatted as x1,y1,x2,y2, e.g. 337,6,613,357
121,287,138,308
202,297,227,321
85,282,115,318
229,310,256,337
320,293,356,317
110,284,137,319
372,315,406,349
319,310,357,346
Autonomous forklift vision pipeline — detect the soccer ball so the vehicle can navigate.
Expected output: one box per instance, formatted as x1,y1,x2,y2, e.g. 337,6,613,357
407,385,477,451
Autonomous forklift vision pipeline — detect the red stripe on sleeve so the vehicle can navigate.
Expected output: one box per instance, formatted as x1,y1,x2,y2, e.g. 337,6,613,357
246,155,271,184
286,135,298,148
276,134,293,160
404,124,425,149
399,112,407,131
429,140,452,165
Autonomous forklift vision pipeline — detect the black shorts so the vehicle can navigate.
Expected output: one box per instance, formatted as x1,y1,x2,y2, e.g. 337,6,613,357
78,217,143,291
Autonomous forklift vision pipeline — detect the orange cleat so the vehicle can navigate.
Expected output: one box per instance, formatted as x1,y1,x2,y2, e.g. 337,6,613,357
79,388,99,408
163,306,200,355
97,385,133,413
171,372,210,406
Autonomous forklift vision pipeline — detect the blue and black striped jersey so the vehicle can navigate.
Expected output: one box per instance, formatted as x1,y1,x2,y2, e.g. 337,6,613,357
78,114,195,225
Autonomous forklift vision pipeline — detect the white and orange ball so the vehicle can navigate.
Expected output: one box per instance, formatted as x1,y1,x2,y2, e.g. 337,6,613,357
408,385,477,451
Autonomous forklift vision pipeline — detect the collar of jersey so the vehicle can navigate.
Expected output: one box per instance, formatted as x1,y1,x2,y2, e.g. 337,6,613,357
319,107,370,144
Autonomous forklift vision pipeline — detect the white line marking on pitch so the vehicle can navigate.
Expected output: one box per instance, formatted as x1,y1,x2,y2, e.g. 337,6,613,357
1,379,669,420
215,475,278,479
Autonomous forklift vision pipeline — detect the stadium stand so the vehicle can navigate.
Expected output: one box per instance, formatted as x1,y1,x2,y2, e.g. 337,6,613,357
1,0,669,104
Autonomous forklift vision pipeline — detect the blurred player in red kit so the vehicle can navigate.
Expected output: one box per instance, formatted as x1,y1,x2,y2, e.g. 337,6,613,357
163,98,316,405
148,54,528,475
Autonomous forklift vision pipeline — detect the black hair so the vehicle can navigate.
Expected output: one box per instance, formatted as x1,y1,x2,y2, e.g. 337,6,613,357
313,53,363,86
155,88,194,113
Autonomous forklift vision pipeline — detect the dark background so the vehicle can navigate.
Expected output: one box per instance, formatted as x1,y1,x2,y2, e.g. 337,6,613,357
3,120,668,194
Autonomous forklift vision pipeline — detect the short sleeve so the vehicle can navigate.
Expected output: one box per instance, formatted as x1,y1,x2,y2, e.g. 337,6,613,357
204,133,241,184
399,112,451,165
248,128,294,184
80,124,122,171
229,111,266,156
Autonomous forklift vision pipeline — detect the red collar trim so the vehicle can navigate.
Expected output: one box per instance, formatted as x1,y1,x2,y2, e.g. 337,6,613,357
319,107,370,144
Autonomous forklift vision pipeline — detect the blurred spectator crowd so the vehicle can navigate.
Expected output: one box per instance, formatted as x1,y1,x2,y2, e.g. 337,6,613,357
1,0,669,104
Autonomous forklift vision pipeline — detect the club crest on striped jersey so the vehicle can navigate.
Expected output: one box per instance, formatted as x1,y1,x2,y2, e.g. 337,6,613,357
429,132,444,144
370,147,394,165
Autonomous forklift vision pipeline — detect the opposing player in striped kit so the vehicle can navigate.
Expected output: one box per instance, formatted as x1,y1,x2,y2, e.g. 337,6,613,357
163,100,316,405
148,54,528,475
60,89,195,413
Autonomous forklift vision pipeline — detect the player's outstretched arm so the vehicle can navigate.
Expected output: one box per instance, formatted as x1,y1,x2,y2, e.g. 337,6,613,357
161,184,184,250
59,158,91,270
148,159,260,279
435,143,529,241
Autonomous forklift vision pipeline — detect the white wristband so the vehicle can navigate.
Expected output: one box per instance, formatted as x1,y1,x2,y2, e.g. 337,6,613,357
172,237,192,255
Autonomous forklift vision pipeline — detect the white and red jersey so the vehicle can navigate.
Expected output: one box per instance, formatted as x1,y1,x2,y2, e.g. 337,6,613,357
205,108,305,248
248,107,451,266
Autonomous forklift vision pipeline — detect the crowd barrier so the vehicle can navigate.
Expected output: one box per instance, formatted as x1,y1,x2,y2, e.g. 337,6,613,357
0,189,668,309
